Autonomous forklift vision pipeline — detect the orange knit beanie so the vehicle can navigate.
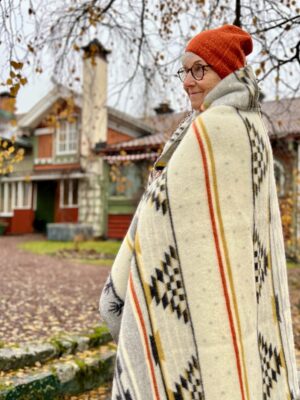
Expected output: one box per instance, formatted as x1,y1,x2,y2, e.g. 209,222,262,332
185,25,253,79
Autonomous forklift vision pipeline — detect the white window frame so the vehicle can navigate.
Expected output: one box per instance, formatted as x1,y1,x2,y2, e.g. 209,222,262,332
0,181,33,216
56,119,78,156
60,179,79,208
14,181,33,210
0,182,12,216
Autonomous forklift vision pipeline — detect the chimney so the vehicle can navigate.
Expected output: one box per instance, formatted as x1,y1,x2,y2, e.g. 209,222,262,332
81,40,110,160
0,92,16,115
154,102,174,115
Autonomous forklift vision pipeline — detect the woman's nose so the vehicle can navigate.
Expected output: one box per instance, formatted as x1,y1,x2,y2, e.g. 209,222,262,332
183,71,195,88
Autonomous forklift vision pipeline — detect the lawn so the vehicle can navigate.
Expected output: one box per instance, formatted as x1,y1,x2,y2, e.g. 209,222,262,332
287,261,300,270
19,240,121,266
19,241,299,269
19,240,121,255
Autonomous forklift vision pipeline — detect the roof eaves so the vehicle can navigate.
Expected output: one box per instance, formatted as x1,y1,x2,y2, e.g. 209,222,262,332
107,106,155,136
17,85,81,129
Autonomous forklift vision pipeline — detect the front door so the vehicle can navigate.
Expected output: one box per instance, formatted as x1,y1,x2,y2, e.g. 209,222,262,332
34,181,57,232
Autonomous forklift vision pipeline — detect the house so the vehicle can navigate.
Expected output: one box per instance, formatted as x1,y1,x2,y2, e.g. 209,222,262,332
100,97,300,256
0,40,154,237
1,39,299,246
261,97,300,256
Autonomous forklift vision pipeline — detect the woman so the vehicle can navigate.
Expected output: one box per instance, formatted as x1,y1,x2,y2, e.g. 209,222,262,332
100,25,299,399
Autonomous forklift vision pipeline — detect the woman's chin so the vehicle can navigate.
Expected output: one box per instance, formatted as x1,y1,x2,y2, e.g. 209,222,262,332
191,101,202,111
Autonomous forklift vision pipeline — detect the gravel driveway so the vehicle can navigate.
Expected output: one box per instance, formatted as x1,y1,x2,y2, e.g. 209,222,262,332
0,233,299,368
0,234,111,345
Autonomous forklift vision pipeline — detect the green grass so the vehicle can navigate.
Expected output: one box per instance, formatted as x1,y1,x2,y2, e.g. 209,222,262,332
74,258,114,267
287,261,300,270
19,240,121,256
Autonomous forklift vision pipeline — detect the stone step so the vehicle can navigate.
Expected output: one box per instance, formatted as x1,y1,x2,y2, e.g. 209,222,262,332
62,382,112,399
0,346,115,400
0,326,111,372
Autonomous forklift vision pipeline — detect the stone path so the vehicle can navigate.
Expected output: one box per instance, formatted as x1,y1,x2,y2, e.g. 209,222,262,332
0,234,111,345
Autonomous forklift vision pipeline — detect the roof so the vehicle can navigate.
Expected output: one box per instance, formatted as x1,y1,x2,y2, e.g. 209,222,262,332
0,122,32,147
261,97,300,138
16,85,154,138
103,152,159,164
102,97,300,159
142,111,189,135
141,99,300,140
17,85,81,130
107,106,155,137
102,132,169,152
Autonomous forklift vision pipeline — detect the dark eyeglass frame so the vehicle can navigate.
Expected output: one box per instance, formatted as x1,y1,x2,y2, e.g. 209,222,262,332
177,62,211,82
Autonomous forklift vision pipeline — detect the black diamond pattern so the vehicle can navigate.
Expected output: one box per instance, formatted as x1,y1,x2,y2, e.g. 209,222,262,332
245,117,269,197
251,131,268,195
172,356,204,400
258,333,282,400
253,228,268,303
144,169,168,214
114,356,134,400
149,245,189,324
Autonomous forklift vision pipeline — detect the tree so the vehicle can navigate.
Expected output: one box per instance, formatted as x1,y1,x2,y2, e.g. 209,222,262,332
0,93,24,174
0,138,24,175
0,0,299,115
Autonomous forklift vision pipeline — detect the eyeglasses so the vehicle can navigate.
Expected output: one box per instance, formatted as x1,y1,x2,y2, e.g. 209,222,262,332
177,62,210,82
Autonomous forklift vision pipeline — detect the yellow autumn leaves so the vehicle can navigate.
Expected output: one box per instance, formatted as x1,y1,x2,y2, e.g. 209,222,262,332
0,137,24,175
6,61,27,98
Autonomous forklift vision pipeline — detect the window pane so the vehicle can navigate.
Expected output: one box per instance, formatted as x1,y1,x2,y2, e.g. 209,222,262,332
0,184,3,212
14,182,18,208
68,124,77,152
63,181,69,206
23,183,31,208
7,184,12,212
57,120,78,154
72,180,78,205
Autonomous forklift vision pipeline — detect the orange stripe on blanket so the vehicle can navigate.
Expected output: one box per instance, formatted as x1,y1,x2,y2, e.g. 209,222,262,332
129,272,161,400
192,122,246,400
198,117,250,400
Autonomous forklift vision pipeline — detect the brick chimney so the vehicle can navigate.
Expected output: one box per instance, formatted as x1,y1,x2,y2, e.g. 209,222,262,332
154,102,174,115
81,39,110,160
0,92,16,115
79,40,110,237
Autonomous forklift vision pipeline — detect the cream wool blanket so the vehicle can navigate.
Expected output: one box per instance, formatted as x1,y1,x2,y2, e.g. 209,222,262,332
99,66,299,400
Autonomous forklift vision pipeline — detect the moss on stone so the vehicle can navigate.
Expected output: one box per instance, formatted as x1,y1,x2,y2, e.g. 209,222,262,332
49,339,69,357
74,358,87,372
87,326,111,347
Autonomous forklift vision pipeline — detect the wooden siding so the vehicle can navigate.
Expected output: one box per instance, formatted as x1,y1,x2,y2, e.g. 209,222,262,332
107,128,132,145
37,134,53,158
10,209,35,234
55,207,78,223
107,214,133,239
34,163,81,171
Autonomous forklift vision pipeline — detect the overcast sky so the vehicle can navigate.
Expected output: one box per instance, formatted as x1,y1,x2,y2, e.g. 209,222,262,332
4,0,300,117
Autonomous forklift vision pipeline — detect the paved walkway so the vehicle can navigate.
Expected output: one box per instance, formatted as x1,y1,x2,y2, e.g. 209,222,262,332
1,234,299,354
0,234,111,345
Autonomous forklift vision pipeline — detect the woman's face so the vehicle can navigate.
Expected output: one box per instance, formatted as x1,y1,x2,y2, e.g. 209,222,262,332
182,52,221,111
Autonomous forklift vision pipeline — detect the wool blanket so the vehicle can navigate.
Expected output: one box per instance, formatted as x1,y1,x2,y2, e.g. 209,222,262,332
99,66,299,400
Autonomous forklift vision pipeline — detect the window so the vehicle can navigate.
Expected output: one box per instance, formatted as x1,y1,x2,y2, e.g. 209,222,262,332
15,182,32,208
274,160,285,197
60,179,78,207
0,183,12,214
0,181,32,215
108,163,144,201
56,120,78,155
